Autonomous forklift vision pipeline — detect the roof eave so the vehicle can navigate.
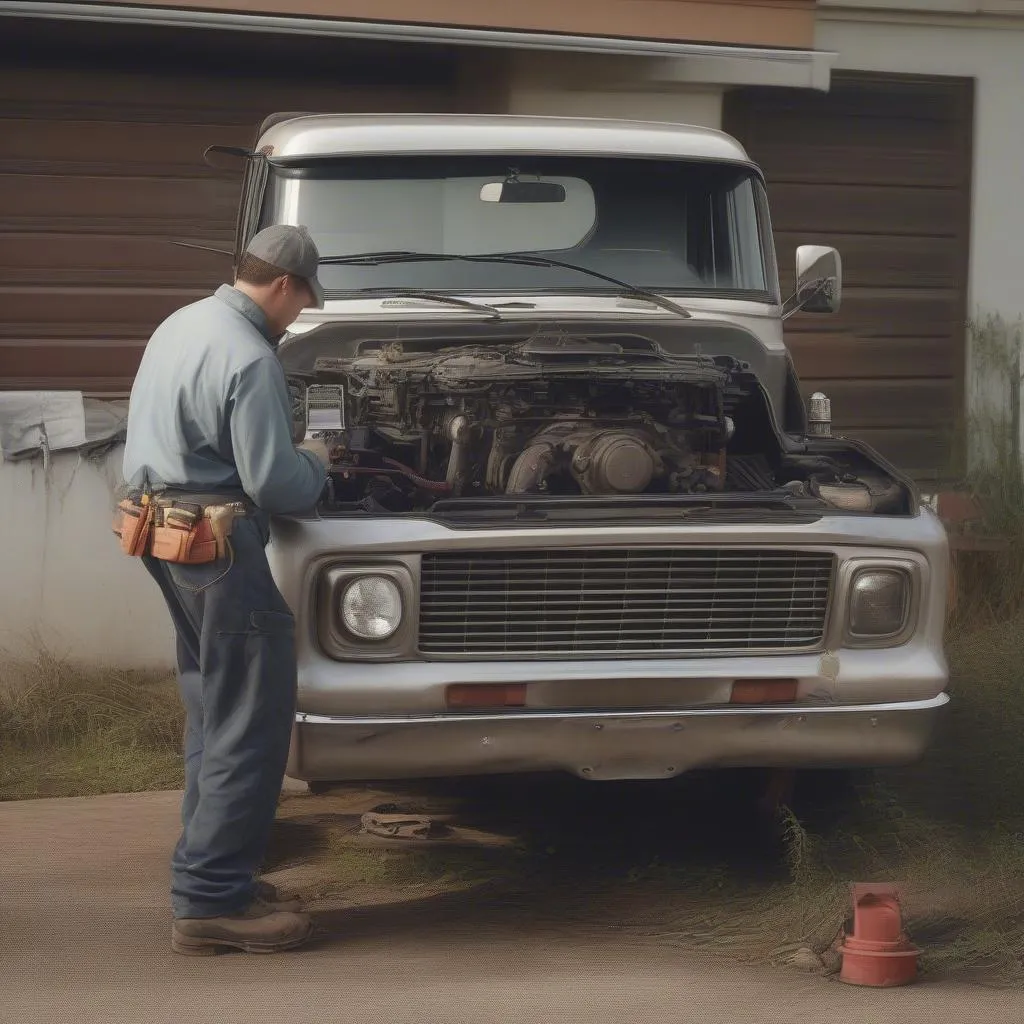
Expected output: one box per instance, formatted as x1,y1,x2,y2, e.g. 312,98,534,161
1,3,835,90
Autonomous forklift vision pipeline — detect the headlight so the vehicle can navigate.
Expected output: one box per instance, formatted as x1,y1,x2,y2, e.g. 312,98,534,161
848,568,910,639
340,575,403,640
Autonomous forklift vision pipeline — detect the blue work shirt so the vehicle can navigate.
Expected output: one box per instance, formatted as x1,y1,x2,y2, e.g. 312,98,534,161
123,284,325,514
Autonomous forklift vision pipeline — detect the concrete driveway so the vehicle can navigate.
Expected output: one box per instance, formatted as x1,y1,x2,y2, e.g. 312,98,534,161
1,789,1020,1024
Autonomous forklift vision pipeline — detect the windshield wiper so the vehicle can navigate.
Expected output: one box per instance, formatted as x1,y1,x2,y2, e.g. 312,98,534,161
320,251,692,319
356,288,504,320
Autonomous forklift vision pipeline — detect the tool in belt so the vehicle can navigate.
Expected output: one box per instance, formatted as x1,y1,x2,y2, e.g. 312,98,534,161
112,490,249,565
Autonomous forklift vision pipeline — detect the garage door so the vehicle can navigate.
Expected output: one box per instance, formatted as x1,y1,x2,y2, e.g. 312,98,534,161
724,73,974,479
0,21,456,395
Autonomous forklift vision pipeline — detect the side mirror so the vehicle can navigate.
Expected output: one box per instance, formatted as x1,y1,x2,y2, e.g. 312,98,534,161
783,245,842,319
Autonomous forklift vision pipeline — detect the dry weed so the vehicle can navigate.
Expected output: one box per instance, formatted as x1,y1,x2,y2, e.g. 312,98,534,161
0,648,183,800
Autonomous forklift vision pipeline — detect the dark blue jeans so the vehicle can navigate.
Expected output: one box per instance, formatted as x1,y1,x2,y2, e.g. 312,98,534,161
142,513,296,919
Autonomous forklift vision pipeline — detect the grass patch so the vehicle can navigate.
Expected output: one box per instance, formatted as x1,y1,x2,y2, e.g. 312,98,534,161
724,805,1024,983
655,615,1024,984
581,609,1024,983
0,741,184,801
323,842,507,891
632,786,1024,982
0,650,184,801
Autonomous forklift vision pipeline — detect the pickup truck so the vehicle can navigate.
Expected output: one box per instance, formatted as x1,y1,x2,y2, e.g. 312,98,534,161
231,112,949,785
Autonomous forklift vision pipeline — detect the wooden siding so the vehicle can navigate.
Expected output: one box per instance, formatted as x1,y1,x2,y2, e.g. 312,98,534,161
724,73,974,477
0,21,457,394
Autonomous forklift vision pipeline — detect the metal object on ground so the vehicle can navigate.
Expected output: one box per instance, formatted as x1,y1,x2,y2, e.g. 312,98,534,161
839,882,919,987
360,812,440,840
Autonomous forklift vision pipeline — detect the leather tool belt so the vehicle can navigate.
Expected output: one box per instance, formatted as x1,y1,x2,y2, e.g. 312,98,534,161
113,493,250,564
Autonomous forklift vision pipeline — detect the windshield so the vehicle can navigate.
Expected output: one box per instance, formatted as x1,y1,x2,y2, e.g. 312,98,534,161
262,155,777,301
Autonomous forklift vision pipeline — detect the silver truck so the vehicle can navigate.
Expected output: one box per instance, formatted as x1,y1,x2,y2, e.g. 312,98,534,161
234,113,949,784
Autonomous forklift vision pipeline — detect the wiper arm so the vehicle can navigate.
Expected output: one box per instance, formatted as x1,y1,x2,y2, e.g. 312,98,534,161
319,250,692,318
320,250,427,265
481,253,693,319
356,288,503,320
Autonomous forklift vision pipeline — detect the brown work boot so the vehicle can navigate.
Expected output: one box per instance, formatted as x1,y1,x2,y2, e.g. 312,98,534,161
254,879,304,912
171,900,314,956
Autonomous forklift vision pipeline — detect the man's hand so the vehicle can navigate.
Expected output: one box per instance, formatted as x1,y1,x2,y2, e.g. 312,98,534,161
297,438,332,469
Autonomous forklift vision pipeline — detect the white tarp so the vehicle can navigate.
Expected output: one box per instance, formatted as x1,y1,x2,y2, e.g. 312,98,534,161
0,391,128,462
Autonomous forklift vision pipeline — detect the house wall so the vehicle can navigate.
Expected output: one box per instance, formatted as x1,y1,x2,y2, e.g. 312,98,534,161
0,63,724,672
0,18,460,395
21,6,1020,669
723,72,973,477
817,7,1024,463
0,13,817,671
503,53,725,126
508,85,724,127
0,450,174,668
816,9,1024,323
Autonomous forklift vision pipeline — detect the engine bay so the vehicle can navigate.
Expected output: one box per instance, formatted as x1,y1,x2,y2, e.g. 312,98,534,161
287,330,914,518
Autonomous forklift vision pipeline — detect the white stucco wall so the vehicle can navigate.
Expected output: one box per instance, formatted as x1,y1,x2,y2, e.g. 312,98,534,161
504,51,726,127
0,449,174,669
817,11,1024,322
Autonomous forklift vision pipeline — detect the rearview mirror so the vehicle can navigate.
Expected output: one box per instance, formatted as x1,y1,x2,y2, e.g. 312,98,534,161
783,245,842,319
480,179,567,204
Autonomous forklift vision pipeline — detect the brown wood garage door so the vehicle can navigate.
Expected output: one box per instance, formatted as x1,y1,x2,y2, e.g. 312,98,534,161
724,73,974,479
0,19,457,395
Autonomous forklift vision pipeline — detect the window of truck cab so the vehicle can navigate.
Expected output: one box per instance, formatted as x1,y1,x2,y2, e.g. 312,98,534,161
261,155,779,302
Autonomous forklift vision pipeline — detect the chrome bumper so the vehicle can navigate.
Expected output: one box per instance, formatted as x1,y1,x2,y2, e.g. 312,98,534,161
287,694,950,782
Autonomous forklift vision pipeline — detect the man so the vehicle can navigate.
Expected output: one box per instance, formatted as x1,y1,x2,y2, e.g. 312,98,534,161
122,224,331,956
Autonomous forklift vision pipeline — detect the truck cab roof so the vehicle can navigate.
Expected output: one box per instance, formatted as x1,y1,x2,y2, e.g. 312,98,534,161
256,113,755,166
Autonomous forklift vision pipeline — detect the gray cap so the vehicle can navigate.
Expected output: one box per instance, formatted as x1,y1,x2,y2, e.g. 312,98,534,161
244,224,325,309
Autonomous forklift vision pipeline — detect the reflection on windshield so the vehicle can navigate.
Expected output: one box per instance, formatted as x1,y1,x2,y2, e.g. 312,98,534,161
264,155,772,298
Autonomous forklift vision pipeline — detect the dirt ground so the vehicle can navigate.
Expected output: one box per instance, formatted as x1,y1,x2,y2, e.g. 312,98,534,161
265,769,1024,982
4,777,1024,1024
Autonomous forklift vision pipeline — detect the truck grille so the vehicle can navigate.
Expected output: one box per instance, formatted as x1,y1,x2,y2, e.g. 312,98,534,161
418,548,835,658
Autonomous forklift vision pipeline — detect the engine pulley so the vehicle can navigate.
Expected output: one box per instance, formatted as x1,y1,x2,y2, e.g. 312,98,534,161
571,430,656,494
